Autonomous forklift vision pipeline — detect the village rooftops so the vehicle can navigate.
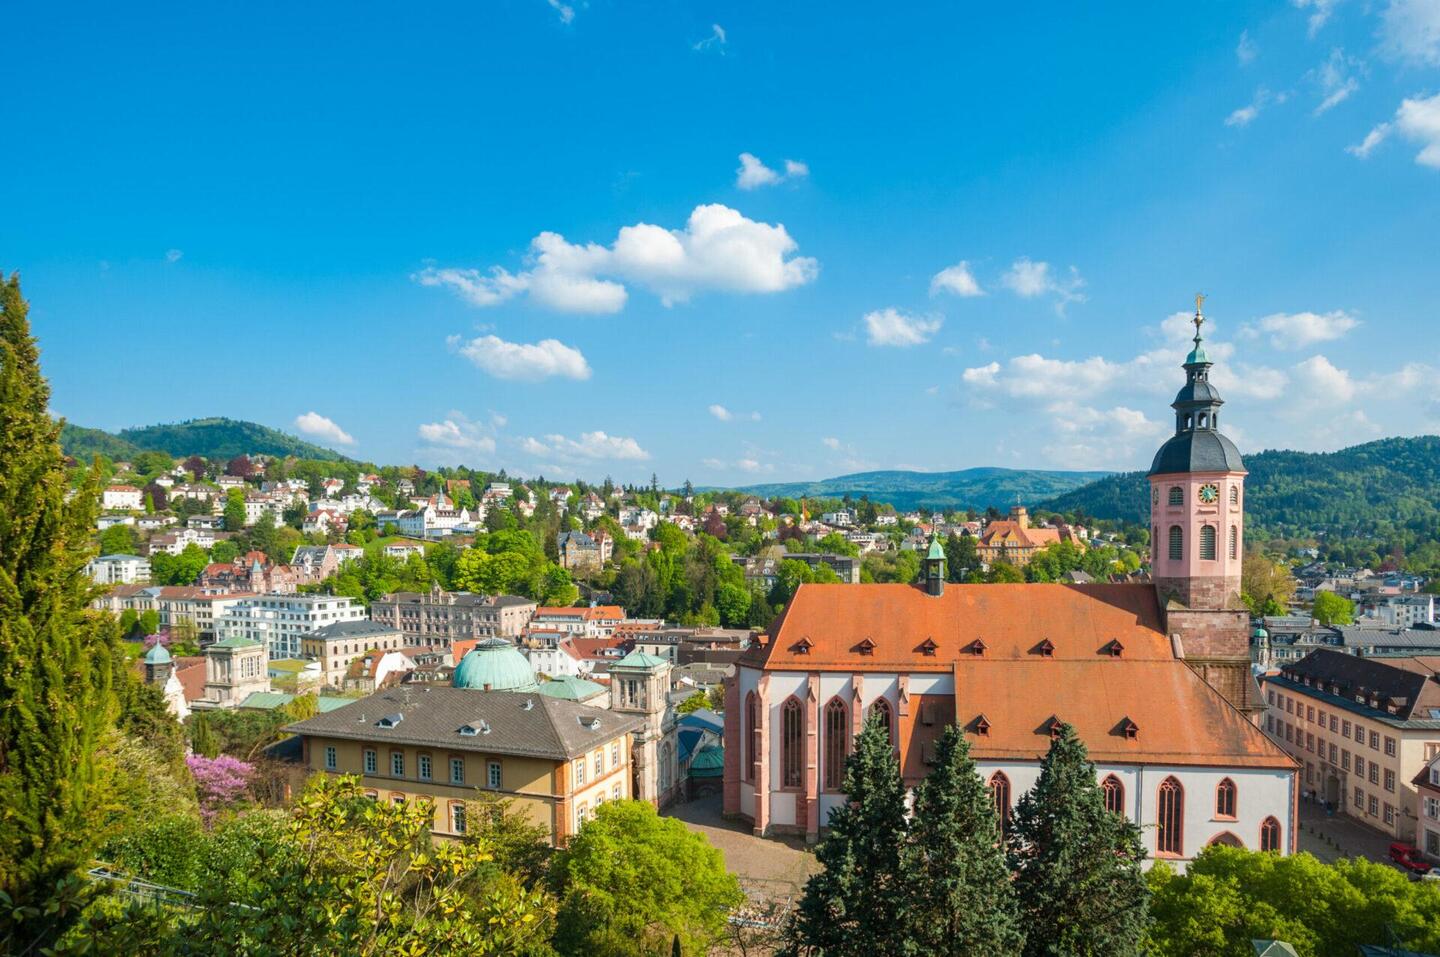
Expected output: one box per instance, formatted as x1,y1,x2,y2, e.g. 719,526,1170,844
1271,648,1440,726
284,686,642,761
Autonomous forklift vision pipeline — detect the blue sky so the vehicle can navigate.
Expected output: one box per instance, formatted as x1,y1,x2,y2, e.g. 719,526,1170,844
5,1,1440,485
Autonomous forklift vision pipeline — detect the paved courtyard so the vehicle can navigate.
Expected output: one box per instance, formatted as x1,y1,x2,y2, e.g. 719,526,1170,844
1296,799,1405,867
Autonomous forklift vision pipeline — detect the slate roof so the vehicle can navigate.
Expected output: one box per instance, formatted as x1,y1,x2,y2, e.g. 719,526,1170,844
1149,429,1246,476
311,620,403,641
284,686,642,761
1274,649,1440,724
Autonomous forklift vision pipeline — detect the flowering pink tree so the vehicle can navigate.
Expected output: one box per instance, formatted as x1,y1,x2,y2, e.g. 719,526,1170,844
186,753,253,824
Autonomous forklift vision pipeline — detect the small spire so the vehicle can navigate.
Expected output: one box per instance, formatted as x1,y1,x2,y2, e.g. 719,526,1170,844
1192,292,1206,344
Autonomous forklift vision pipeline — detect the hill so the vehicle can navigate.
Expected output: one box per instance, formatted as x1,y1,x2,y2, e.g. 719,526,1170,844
1039,435,1440,542
61,417,352,463
734,467,1113,512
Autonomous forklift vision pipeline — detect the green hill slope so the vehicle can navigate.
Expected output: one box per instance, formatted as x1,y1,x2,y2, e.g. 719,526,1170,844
61,417,351,462
735,467,1113,512
1039,435,1440,542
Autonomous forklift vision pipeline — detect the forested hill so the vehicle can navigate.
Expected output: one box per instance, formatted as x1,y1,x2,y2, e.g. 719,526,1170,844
735,467,1112,512
62,417,352,463
1039,435,1440,541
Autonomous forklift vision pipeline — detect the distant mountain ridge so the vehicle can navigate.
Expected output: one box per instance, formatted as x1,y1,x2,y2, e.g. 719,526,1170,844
62,417,352,463
732,467,1113,512
1038,434,1440,539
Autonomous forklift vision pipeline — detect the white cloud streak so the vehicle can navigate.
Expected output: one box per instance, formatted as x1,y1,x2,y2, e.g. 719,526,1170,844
863,308,943,347
522,431,650,461
294,412,355,446
736,153,810,190
929,260,984,297
450,334,592,381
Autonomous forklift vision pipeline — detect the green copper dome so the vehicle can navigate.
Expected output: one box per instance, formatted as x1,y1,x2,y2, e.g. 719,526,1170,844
452,638,539,692
143,642,172,665
926,536,945,561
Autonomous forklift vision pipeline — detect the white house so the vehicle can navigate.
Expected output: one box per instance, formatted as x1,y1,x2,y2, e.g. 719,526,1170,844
103,485,144,510
86,554,152,585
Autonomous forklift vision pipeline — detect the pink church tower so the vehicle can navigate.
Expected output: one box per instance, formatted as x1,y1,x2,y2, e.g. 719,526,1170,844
1148,296,1260,716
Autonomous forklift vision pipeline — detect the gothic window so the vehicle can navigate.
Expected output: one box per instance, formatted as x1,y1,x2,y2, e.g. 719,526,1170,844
989,772,1012,831
781,698,803,789
823,698,850,791
744,692,759,783
1260,816,1282,852
870,697,893,744
1168,486,1184,506
1200,525,1217,561
1102,774,1125,815
1168,526,1184,561
1157,776,1184,856
1228,525,1238,559
1215,777,1237,819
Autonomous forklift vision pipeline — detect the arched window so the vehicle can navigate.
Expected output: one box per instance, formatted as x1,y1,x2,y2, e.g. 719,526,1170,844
1157,776,1184,856
870,697,893,744
744,692,759,783
989,772,1012,831
660,741,673,792
823,697,850,791
1198,413,1208,428
1168,526,1184,561
781,698,804,788
1229,486,1239,505
1228,525,1238,559
1207,831,1242,847
1168,486,1184,506
1101,774,1125,815
1215,777,1237,819
1200,525,1217,561
1260,816,1282,852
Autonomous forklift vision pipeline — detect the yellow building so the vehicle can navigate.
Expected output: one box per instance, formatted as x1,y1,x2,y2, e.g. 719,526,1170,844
286,685,642,844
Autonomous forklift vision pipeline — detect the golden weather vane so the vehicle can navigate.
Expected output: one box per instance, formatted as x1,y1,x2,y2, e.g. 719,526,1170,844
1193,292,1206,336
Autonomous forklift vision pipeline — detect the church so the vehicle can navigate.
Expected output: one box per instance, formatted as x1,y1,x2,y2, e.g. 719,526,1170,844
722,299,1297,866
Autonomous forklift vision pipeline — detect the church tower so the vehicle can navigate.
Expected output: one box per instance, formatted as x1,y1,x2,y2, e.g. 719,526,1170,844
1149,296,1260,716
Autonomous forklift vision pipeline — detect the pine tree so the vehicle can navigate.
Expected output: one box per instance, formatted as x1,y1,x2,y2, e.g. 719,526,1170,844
0,272,122,950
903,726,1024,955
785,714,909,956
1007,724,1149,957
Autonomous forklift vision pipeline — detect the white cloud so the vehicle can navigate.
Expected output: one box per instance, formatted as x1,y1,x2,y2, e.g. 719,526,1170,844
1000,258,1086,313
863,308,943,347
1293,0,1339,36
929,260,984,298
1291,354,1357,403
736,153,809,190
416,204,817,312
1256,310,1360,348
293,412,355,446
1237,30,1258,64
821,437,842,451
1313,49,1360,115
693,23,726,52
708,404,733,421
522,431,650,461
1348,122,1392,157
417,414,497,453
450,334,591,381
1380,0,1440,66
1227,87,1279,127
546,0,574,24
165,248,183,263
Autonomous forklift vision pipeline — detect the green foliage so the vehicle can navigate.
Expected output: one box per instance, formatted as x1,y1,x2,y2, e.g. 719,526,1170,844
737,466,1112,512
59,422,145,462
787,715,910,956
113,416,352,462
1242,555,1297,616
1147,846,1440,956
189,711,220,758
675,691,710,714
1311,589,1355,626
150,542,210,585
99,522,138,553
815,531,860,557
943,532,979,582
223,487,246,531
552,799,741,956
985,560,1025,583
1007,724,1149,956
0,272,124,952
102,813,207,889
902,726,1024,954
462,793,553,887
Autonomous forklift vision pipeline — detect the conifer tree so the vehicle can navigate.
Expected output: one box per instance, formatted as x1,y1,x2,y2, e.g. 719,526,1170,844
1007,724,1149,957
0,273,121,951
785,714,909,956
903,725,1024,955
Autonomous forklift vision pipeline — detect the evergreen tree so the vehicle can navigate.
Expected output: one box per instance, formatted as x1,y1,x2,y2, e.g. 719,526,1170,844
786,714,909,956
0,273,122,950
1007,724,1149,957
903,726,1023,955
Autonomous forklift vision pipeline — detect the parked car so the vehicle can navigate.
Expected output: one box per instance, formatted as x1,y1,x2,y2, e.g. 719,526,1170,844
1388,842,1432,874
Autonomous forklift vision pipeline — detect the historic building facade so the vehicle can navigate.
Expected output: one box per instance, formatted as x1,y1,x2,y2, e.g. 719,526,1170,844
723,298,1297,865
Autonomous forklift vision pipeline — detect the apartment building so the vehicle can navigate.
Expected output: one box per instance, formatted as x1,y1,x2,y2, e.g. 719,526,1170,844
216,594,366,660
370,587,537,647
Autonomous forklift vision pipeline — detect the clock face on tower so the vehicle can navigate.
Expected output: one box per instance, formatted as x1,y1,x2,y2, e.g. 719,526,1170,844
1198,483,1219,505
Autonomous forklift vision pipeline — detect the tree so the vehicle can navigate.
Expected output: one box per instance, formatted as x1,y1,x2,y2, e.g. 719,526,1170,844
184,775,556,955
552,799,740,956
99,522,138,554
903,726,1024,954
986,560,1025,583
1147,845,1440,956
1242,554,1296,615
189,712,220,758
944,533,979,582
1008,724,1149,957
223,487,246,531
225,454,254,479
1311,590,1355,626
0,273,122,951
186,754,253,825
676,691,709,714
786,715,910,956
